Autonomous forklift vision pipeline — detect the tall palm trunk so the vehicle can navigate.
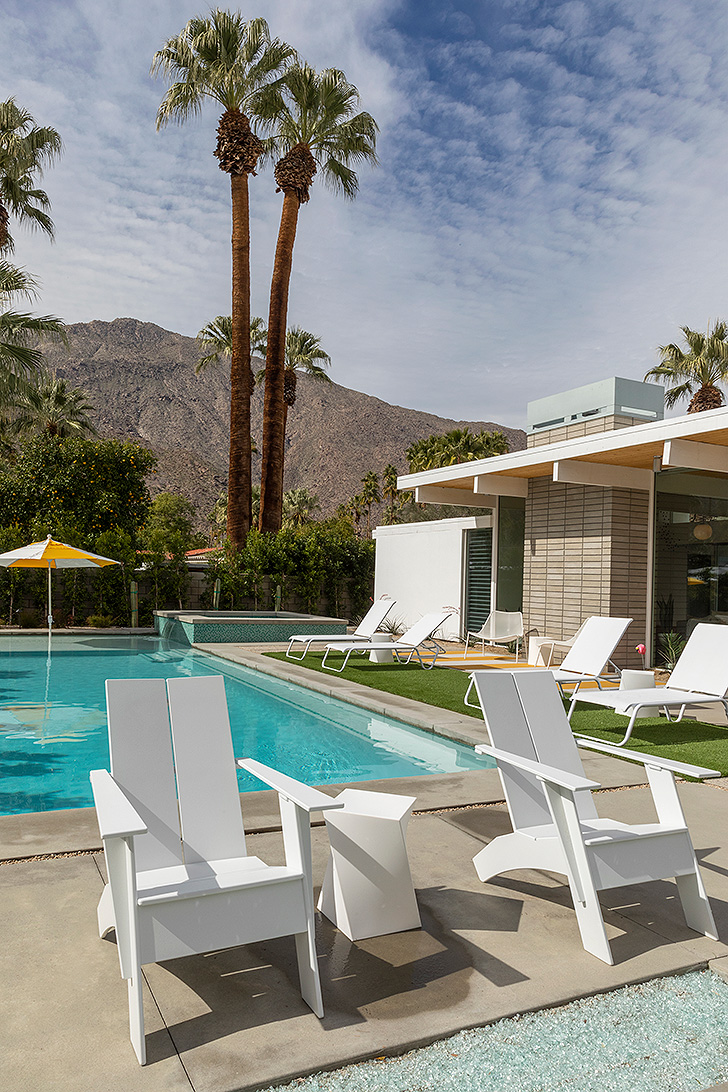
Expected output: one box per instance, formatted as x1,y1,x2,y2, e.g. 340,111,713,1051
259,191,300,531
226,172,253,547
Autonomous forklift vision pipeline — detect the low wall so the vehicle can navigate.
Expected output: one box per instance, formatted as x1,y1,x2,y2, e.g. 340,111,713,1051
155,611,348,645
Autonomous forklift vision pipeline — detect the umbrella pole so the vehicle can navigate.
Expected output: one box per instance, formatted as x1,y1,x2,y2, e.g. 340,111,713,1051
45,565,52,726
47,564,53,633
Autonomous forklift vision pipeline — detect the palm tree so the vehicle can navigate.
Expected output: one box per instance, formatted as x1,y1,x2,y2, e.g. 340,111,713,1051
382,464,401,524
406,427,509,472
195,314,267,373
360,470,380,535
152,13,293,548
0,261,65,404
282,487,319,527
257,63,378,532
10,372,96,438
645,321,728,413
0,98,62,252
281,326,331,437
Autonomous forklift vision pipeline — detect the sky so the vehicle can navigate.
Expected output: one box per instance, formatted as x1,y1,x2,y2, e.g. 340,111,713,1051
2,0,727,428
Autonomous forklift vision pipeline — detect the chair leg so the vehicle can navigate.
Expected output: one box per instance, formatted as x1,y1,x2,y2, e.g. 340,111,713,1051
97,883,115,938
294,927,324,1018
128,968,146,1065
570,884,614,965
675,869,718,940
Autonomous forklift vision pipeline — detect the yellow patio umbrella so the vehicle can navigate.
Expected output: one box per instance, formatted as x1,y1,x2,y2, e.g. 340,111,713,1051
0,534,119,632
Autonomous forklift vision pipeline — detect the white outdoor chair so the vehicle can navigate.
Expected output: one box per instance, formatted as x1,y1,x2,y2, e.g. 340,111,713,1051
318,788,421,941
90,675,342,1064
469,669,719,965
286,596,395,660
569,622,728,745
464,610,524,661
549,615,632,696
322,610,453,672
528,619,587,667
463,615,632,711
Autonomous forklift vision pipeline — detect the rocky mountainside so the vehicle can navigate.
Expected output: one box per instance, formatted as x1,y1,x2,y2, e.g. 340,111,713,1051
41,318,525,522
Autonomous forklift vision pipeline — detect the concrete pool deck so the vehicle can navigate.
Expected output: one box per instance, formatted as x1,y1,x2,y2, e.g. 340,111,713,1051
3,644,728,1091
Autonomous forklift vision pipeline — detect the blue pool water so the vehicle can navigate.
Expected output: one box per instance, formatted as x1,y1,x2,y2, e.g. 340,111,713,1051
0,635,483,816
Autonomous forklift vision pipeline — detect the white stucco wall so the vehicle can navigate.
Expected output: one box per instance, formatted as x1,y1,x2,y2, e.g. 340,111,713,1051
373,515,494,641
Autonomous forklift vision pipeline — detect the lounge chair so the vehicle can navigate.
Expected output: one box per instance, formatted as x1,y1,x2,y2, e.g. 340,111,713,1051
90,675,342,1064
469,669,719,964
286,596,395,660
549,615,632,696
322,610,453,672
570,622,728,745
463,615,632,709
464,610,524,661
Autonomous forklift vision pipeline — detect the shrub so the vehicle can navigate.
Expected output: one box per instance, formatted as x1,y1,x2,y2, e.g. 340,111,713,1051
17,608,41,628
658,631,687,671
86,613,115,628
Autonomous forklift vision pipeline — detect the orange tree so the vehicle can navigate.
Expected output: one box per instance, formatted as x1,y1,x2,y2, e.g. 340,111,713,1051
0,434,155,544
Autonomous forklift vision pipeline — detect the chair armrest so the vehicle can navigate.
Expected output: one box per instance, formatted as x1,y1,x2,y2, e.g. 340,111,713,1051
575,738,721,780
474,744,600,792
237,758,345,814
89,769,148,839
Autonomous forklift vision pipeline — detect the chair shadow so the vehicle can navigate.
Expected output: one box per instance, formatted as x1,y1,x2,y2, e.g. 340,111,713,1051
140,883,528,1060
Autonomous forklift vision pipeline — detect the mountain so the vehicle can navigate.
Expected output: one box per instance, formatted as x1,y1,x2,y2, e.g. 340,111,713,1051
40,318,526,522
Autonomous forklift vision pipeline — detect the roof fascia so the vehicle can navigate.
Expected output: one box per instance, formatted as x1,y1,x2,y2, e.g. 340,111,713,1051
398,406,728,490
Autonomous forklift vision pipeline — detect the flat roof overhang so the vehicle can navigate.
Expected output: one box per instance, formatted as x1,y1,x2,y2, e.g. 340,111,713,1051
398,405,728,503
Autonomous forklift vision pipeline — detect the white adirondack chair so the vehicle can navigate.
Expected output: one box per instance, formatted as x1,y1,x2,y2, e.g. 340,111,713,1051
90,675,342,1064
286,596,395,660
569,623,728,745
469,669,719,964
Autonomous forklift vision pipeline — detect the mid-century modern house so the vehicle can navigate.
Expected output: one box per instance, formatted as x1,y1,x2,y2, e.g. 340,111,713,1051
374,377,728,668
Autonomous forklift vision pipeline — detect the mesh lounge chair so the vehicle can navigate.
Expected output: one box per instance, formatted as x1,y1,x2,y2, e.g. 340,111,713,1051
469,669,719,965
464,615,632,710
286,597,395,660
549,615,632,696
90,675,342,1064
464,610,524,661
570,622,728,745
322,610,453,672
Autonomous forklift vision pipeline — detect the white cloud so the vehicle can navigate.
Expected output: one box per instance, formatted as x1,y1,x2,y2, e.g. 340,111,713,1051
2,0,727,429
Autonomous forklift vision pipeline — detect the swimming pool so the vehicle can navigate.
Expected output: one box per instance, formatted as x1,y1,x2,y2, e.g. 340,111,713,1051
0,635,484,816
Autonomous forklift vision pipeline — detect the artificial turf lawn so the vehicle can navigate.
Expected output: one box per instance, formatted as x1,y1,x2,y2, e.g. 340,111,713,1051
264,651,728,776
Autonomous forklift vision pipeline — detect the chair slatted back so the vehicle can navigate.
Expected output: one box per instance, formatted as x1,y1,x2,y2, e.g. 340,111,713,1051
355,598,395,638
471,672,553,831
106,678,183,873
472,669,598,829
558,616,631,676
166,675,247,864
397,611,452,648
513,671,585,776
668,623,728,697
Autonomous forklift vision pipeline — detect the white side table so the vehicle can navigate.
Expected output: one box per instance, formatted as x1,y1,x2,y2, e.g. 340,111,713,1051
619,668,655,718
369,632,394,662
527,636,571,666
318,788,421,941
